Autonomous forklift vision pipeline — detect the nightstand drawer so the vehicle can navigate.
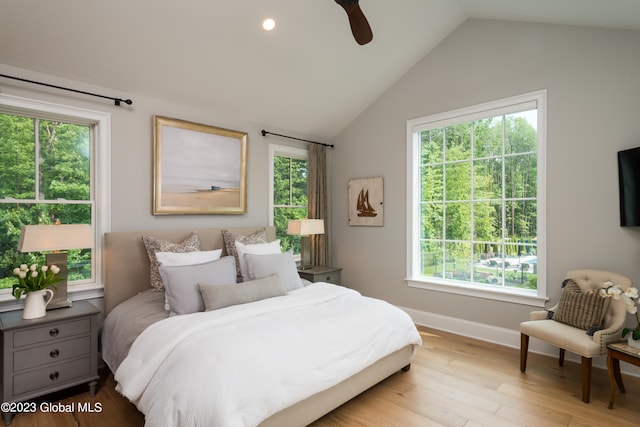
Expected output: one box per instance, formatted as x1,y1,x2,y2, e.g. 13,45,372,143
317,271,341,284
13,318,91,348
13,356,92,396
298,266,342,285
14,336,91,371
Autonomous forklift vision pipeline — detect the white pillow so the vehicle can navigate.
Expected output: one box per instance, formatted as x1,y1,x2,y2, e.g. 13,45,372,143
156,249,222,266
156,249,223,310
243,250,303,292
159,256,236,316
234,239,281,281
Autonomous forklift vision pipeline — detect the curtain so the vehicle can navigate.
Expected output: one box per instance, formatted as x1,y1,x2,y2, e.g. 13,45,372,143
307,144,329,266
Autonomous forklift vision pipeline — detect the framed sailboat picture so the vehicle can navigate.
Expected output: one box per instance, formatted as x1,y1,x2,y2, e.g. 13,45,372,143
348,177,383,226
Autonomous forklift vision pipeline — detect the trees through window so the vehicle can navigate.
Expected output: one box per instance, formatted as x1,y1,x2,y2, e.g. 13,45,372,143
0,96,109,295
270,145,308,255
407,92,546,301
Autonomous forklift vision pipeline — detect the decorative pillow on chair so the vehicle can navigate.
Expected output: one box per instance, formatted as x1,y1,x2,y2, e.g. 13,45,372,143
142,232,201,291
243,250,303,292
552,279,610,332
159,256,236,316
221,229,268,279
199,273,287,311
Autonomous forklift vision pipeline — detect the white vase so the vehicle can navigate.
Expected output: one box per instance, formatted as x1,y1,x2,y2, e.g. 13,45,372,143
628,334,640,350
23,289,54,320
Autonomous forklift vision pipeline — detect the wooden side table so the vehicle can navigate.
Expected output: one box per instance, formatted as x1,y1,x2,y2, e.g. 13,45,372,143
298,266,342,285
0,301,101,424
606,341,640,409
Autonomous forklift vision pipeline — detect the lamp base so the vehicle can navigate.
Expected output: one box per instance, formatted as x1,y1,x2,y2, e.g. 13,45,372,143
45,252,71,311
47,299,72,310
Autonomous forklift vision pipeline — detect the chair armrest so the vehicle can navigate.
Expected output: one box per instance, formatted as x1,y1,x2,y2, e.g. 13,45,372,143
593,319,626,352
530,310,549,321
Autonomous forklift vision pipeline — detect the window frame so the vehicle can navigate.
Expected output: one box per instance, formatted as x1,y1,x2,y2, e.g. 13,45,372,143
268,144,309,253
0,94,110,303
405,91,547,306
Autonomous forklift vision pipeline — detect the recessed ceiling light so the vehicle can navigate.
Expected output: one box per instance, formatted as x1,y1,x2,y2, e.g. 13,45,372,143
262,18,276,31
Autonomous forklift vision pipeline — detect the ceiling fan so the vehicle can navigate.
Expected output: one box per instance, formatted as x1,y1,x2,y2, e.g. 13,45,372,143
335,0,373,45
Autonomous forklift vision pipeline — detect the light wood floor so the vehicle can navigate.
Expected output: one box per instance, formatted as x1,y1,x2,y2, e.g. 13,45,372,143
8,326,640,426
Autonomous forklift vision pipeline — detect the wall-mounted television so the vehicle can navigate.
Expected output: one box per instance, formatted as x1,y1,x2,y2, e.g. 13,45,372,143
618,146,640,226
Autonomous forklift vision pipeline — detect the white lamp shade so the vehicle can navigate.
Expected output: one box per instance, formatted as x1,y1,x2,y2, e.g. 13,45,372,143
18,224,94,252
287,219,325,236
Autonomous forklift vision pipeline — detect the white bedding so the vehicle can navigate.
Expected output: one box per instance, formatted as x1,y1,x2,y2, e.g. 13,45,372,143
115,282,422,427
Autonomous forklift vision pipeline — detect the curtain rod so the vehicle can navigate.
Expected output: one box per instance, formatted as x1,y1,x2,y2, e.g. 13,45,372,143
0,73,133,106
261,130,334,148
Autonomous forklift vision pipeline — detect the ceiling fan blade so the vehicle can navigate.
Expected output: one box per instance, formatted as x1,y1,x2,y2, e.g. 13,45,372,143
335,0,373,45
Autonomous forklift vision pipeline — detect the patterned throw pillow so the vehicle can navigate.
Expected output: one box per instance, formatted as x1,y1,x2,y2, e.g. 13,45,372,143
552,279,610,332
142,232,200,291
221,229,267,279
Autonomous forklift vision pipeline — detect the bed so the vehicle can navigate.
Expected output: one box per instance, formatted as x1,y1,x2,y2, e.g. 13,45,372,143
101,226,422,427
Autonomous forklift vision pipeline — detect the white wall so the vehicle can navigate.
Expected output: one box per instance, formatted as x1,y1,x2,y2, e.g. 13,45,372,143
331,20,640,334
0,63,318,234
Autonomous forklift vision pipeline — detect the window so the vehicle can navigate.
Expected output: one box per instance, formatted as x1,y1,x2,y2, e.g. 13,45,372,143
0,95,110,300
406,91,546,305
269,145,308,255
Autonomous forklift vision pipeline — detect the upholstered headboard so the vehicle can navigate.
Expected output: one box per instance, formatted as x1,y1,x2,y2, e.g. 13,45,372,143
103,226,276,315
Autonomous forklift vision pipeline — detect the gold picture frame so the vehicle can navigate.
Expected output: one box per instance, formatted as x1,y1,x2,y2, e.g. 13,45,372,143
153,116,247,215
348,177,384,226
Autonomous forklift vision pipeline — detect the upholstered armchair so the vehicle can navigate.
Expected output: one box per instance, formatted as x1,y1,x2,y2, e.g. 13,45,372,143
520,269,632,403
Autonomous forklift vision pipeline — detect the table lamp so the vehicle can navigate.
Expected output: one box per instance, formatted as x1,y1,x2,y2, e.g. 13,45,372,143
18,224,94,309
287,219,324,270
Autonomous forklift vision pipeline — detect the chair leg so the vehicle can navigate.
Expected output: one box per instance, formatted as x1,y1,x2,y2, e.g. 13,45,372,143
520,333,529,372
559,348,565,367
581,356,592,403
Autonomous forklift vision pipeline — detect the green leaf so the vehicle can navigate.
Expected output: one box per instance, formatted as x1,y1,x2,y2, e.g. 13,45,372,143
12,284,23,299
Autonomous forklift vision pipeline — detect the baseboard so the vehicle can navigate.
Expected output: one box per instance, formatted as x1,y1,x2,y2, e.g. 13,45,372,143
399,305,640,378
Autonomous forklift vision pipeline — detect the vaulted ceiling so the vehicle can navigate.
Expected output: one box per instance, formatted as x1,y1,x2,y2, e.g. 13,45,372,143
1,0,639,139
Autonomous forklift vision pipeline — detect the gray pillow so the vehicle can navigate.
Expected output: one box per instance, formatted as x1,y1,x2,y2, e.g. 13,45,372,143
199,273,287,311
243,250,303,291
159,256,236,316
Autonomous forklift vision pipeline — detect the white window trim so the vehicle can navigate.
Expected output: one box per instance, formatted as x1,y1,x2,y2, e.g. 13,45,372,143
268,144,308,226
405,90,547,307
0,94,111,305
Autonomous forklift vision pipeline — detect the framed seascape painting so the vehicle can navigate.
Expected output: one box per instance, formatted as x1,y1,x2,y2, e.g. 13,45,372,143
153,116,248,214
348,176,384,226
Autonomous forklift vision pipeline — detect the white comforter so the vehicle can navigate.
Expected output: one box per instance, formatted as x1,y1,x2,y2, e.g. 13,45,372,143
115,283,422,427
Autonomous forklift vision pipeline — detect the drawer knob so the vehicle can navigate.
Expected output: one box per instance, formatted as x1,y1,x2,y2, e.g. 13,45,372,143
50,349,60,358
49,371,59,381
49,328,59,337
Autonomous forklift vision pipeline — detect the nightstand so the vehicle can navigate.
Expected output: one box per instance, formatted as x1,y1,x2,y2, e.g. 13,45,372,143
0,301,100,425
298,266,342,285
